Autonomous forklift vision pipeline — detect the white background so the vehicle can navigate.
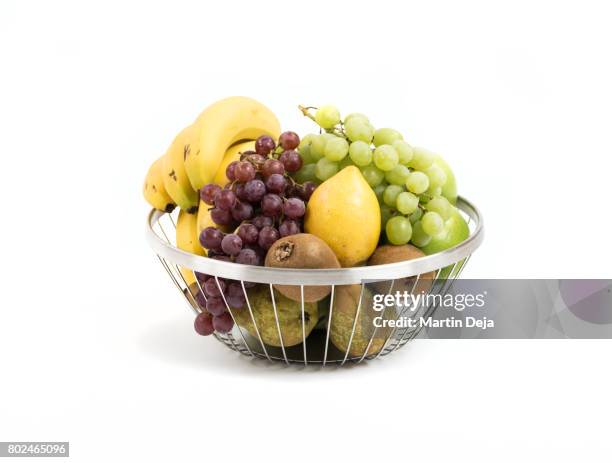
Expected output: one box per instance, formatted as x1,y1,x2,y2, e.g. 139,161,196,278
1,0,611,461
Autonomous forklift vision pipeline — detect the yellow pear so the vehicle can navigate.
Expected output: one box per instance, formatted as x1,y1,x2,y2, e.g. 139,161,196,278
304,166,380,267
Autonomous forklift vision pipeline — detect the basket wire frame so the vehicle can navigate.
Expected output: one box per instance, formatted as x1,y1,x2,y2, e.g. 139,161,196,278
148,197,483,366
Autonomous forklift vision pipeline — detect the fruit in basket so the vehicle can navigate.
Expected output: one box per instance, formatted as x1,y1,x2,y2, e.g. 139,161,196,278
161,125,200,213
176,210,206,285
213,140,256,186
421,211,469,255
295,105,466,248
184,97,281,190
143,157,176,212
197,132,316,265
367,245,434,294
232,286,318,347
329,285,393,357
265,234,340,302
304,166,380,267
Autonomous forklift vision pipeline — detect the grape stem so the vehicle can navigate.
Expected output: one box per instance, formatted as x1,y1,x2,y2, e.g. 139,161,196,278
298,104,346,138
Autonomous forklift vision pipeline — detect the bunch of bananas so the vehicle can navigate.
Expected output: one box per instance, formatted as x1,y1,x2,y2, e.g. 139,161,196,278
143,96,281,278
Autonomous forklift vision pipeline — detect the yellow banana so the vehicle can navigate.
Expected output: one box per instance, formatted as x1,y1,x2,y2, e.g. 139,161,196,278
176,209,205,286
162,125,200,213
143,157,176,212
213,140,256,186
185,96,281,190
197,201,216,238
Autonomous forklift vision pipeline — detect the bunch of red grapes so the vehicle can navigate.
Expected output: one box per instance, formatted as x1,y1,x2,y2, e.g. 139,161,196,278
193,131,317,336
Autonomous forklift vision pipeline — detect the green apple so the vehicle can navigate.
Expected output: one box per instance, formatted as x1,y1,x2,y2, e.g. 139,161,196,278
422,211,469,279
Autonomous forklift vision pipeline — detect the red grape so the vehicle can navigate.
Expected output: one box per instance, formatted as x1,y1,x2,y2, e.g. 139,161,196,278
255,135,276,155
204,278,226,297
252,215,273,229
235,248,260,265
193,289,206,309
234,161,256,182
258,226,280,250
212,254,231,262
212,312,234,333
199,226,224,250
301,181,317,201
244,179,266,203
221,234,243,256
215,189,237,210
235,183,248,202
261,194,283,216
279,131,300,150
194,312,215,336
279,219,300,237
262,159,285,177
206,297,226,316
226,161,239,182
226,282,246,308
265,174,287,194
283,197,306,219
200,184,221,205
279,150,303,173
243,281,257,288
231,201,254,221
195,272,210,285
237,223,259,245
210,208,233,226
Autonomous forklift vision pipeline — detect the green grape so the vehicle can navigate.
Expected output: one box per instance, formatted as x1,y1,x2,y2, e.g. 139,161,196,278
297,134,316,164
348,140,372,166
293,163,317,184
345,117,374,143
405,171,429,194
338,155,353,170
425,164,447,188
392,140,414,165
373,183,387,203
373,128,403,147
385,164,410,185
409,147,435,171
426,186,442,197
386,216,413,245
360,165,385,187
396,191,419,215
426,196,452,220
310,134,327,161
411,221,432,248
315,158,339,181
315,105,341,129
324,137,349,161
422,211,444,236
380,204,393,229
409,207,423,224
344,112,369,124
373,145,399,171
383,184,404,207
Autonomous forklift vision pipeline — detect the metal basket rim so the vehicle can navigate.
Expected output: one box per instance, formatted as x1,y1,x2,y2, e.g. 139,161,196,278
145,196,484,285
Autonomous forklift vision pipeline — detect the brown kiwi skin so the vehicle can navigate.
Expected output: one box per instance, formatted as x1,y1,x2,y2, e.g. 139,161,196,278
265,233,341,302
367,244,435,294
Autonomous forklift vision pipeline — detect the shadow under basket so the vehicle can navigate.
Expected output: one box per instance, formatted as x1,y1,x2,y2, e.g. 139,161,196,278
146,197,484,366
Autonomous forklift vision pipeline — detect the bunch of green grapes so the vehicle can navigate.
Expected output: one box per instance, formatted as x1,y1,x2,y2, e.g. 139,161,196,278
294,105,457,247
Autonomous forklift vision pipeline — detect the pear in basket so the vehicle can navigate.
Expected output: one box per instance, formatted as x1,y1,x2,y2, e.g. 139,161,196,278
232,286,318,347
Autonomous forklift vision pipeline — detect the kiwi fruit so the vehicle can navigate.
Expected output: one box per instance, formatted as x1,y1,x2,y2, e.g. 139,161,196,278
265,233,340,302
367,244,435,294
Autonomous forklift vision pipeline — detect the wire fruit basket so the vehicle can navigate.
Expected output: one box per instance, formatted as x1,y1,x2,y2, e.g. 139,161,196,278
146,196,484,366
